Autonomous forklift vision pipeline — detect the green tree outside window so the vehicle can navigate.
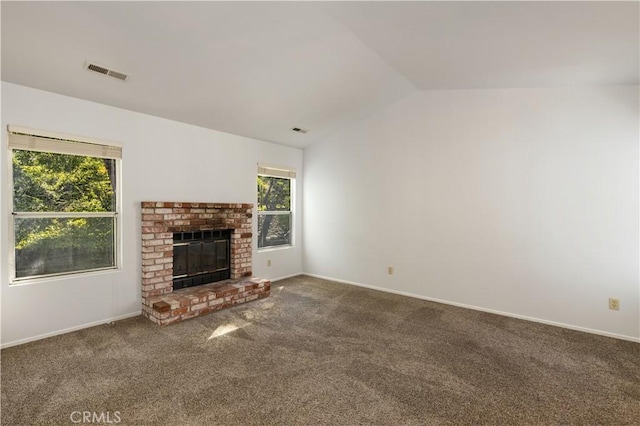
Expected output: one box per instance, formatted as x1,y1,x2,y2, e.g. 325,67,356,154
12,149,117,279
257,175,292,248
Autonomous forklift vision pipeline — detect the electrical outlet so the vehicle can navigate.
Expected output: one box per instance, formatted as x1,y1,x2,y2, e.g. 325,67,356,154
388,266,393,275
267,260,272,267
609,298,620,310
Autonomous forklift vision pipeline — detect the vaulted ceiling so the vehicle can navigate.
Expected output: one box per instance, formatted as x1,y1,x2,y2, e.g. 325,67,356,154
2,1,638,148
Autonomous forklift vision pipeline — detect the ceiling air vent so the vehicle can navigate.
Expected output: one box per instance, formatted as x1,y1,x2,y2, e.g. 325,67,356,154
84,61,129,81
291,127,310,134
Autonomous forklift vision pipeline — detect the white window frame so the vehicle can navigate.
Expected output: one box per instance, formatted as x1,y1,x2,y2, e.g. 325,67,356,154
257,163,295,251
7,125,122,283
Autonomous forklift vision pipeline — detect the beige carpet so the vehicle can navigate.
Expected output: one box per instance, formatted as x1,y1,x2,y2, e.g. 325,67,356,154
1,275,639,425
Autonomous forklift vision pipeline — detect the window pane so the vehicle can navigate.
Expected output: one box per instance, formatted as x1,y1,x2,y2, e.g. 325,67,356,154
13,150,116,212
258,213,291,248
14,217,115,278
257,176,290,211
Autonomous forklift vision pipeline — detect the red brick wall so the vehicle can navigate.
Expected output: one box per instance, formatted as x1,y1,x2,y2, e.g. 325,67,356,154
140,202,253,300
143,278,271,325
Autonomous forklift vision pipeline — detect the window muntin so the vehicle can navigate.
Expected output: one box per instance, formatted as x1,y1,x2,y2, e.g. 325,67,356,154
9,129,120,282
257,174,293,249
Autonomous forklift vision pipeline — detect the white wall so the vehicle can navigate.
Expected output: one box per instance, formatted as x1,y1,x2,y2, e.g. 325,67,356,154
1,82,303,347
303,86,640,341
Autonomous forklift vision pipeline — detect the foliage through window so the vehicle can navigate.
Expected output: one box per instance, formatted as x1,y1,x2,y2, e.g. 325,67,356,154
9,129,120,281
257,172,293,249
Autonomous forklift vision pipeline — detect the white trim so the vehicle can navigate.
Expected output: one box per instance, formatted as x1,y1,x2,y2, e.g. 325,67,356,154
114,154,123,285
10,264,121,285
0,311,141,349
270,273,303,282
257,244,294,253
257,172,295,250
13,212,117,218
7,135,16,284
303,273,640,343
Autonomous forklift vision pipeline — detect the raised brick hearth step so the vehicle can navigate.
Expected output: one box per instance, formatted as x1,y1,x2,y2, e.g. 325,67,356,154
143,277,270,325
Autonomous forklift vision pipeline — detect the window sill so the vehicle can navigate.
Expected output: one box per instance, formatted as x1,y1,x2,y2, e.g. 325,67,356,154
257,244,294,253
9,266,121,287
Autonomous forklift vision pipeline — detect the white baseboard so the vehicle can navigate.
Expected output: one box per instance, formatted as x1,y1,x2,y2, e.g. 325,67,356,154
4,274,637,347
1,311,141,349
270,273,304,282
1,275,301,349
302,273,640,343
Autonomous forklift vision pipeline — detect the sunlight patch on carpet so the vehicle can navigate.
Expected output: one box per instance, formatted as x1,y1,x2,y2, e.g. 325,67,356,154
208,323,240,339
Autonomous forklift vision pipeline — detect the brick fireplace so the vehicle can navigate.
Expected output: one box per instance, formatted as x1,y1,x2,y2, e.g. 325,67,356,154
140,201,270,325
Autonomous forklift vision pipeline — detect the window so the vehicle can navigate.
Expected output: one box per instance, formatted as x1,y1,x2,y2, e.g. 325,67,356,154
257,164,295,249
8,126,121,282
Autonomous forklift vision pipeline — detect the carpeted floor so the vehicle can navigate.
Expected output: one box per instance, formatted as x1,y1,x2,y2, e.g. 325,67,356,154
1,275,639,425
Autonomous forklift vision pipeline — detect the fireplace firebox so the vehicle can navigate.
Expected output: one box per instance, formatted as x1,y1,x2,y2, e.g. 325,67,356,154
173,230,231,290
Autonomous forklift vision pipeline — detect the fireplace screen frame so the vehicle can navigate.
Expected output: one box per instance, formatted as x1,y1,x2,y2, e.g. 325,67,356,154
172,230,231,290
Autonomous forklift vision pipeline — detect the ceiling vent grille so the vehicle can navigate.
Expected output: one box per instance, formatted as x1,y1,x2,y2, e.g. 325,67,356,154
84,61,129,81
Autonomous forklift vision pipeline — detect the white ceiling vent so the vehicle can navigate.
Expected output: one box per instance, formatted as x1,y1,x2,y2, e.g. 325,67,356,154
84,61,129,81
291,127,310,134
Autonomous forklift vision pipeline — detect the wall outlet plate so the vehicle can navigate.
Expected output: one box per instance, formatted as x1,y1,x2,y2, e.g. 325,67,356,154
609,298,620,310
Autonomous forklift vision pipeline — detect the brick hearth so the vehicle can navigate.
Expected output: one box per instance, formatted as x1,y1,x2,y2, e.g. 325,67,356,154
140,201,270,325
